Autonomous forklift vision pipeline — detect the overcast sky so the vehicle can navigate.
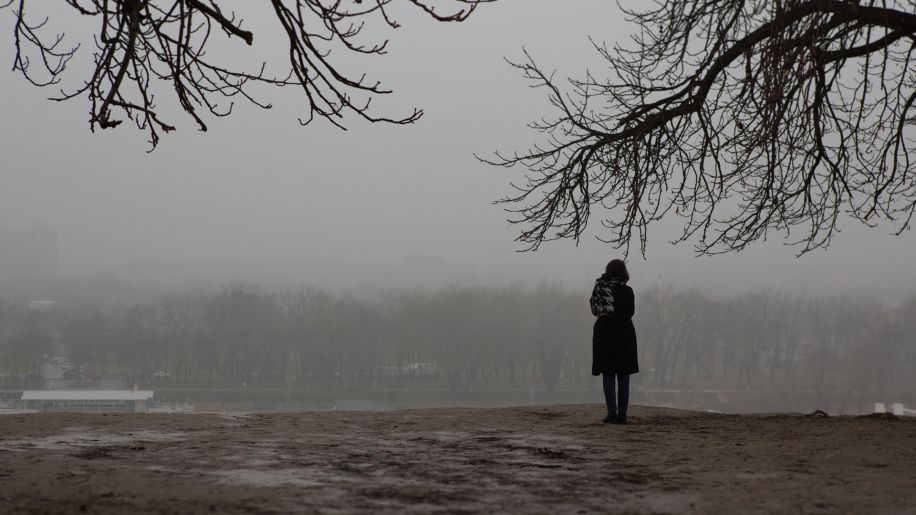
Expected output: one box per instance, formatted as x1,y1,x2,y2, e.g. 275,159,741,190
0,0,914,297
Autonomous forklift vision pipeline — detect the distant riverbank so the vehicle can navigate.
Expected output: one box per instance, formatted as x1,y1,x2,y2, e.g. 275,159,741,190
2,385,909,415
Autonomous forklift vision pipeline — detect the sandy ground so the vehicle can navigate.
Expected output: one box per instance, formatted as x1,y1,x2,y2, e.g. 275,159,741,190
1,405,914,514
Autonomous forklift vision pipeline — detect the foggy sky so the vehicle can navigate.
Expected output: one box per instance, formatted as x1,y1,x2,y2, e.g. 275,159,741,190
0,0,914,298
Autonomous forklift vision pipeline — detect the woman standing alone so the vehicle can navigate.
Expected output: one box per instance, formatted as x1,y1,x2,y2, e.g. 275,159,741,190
590,259,639,424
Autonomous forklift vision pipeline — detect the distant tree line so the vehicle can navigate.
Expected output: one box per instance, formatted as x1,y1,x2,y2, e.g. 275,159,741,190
1,285,914,406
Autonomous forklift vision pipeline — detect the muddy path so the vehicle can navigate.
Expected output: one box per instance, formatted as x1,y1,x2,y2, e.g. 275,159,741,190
1,405,914,514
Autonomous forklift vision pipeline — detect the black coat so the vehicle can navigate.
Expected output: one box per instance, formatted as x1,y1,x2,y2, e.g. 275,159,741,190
591,281,639,376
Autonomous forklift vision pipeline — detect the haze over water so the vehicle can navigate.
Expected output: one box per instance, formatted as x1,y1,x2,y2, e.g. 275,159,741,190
0,0,912,300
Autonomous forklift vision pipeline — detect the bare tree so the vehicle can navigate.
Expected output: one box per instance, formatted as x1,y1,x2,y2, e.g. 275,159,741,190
115,303,159,384
3,0,489,148
158,290,205,383
484,0,916,255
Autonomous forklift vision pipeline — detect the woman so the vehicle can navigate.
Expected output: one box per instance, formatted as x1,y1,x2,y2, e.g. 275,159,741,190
590,259,638,424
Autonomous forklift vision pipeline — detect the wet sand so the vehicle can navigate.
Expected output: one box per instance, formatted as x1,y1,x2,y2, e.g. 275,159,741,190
1,405,914,514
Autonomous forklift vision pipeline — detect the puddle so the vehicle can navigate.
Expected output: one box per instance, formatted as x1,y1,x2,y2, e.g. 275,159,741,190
209,468,351,488
220,455,281,467
0,429,186,451
219,444,291,467
216,413,253,421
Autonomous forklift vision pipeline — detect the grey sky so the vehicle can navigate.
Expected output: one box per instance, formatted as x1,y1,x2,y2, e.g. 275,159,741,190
0,0,913,297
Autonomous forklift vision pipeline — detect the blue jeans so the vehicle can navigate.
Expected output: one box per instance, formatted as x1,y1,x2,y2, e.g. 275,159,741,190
602,372,630,416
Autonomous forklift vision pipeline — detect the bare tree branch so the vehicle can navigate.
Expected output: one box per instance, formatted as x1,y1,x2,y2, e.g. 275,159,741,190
3,0,492,149
483,0,916,256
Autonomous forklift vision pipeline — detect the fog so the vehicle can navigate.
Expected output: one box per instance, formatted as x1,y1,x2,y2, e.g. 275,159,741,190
0,0,913,302
0,1,915,414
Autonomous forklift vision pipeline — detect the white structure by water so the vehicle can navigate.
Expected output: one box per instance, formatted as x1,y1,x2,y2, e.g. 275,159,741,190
20,390,155,413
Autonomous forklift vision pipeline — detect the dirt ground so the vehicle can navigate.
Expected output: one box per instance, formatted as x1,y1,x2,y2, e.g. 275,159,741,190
1,405,914,514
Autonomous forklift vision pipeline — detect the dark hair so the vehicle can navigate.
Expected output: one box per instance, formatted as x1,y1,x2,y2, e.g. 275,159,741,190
605,259,630,282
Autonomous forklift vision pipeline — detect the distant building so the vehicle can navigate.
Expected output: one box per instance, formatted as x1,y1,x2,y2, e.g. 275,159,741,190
28,300,56,312
20,390,154,413
0,228,58,286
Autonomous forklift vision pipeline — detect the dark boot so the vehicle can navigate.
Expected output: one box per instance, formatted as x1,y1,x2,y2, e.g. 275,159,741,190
615,412,627,424
603,412,616,423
